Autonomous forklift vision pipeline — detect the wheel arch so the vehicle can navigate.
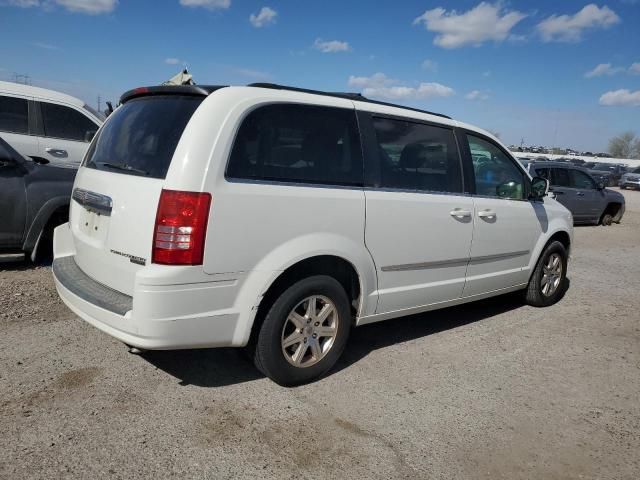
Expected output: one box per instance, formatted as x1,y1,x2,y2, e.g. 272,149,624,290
527,228,571,284
22,197,70,257
239,245,376,349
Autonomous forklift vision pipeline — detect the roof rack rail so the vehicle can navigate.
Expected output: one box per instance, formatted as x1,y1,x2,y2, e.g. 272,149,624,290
247,83,451,120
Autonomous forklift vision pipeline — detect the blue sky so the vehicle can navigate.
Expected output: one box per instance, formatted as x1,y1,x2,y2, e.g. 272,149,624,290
1,0,639,151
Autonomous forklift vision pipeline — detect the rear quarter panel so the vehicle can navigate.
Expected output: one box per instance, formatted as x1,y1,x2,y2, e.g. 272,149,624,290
164,87,378,316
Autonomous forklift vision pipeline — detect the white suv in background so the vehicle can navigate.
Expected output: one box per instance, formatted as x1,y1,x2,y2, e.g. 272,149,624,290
53,84,573,386
0,80,103,168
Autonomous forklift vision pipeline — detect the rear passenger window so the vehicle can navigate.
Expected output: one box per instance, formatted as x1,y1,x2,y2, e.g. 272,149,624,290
0,96,29,134
40,102,97,141
227,104,363,186
373,117,462,193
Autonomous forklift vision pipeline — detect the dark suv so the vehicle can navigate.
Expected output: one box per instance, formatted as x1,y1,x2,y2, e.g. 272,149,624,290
528,161,625,225
0,137,75,262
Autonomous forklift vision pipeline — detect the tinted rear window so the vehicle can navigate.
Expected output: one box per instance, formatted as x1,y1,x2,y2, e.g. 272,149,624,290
226,104,363,186
84,95,202,179
41,102,98,141
0,95,28,134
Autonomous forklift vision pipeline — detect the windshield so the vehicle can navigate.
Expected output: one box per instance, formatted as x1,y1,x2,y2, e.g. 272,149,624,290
84,95,203,179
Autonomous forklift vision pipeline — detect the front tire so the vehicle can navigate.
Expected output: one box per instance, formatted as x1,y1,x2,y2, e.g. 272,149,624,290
252,275,351,386
601,213,614,226
524,241,568,307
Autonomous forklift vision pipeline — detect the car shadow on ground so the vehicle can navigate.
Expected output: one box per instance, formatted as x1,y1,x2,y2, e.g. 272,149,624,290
0,258,52,271
141,291,535,388
333,292,526,376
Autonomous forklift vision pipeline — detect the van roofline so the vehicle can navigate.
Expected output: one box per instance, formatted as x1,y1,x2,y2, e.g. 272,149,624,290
247,83,452,120
119,82,452,120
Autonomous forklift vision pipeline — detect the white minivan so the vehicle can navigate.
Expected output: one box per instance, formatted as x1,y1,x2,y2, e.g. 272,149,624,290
53,84,573,385
0,80,103,168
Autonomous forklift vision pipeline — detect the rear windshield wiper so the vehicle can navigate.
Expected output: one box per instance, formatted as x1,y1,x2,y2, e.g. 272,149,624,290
100,162,150,176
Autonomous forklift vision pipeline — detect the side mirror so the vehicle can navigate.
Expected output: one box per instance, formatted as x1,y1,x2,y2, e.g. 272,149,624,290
0,143,15,167
530,176,549,199
84,130,97,143
596,181,605,190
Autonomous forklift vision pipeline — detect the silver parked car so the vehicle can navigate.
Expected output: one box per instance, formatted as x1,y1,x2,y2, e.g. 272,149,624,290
528,162,625,226
619,167,640,190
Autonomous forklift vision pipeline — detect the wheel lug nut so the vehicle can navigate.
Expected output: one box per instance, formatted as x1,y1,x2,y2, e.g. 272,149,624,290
314,322,319,326
304,337,308,343
312,333,317,338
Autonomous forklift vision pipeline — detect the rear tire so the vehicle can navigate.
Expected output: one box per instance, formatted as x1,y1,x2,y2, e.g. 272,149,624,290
524,241,568,307
252,275,351,386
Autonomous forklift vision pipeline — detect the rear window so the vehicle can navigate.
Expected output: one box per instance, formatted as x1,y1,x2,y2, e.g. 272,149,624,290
0,95,28,134
40,102,98,142
84,95,203,178
226,104,363,187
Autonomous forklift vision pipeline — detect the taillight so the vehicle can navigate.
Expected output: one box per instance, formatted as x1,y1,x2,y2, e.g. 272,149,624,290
152,189,212,265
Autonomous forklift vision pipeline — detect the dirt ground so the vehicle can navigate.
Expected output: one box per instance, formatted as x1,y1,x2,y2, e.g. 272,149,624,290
1,189,639,480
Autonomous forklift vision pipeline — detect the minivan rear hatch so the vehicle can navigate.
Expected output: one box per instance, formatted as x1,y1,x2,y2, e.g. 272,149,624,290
69,87,223,296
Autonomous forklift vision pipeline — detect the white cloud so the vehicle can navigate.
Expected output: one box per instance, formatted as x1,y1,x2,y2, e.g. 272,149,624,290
228,67,271,80
33,41,59,50
313,38,351,53
599,89,640,106
348,72,395,89
3,0,39,6
421,59,438,72
249,6,276,27
55,0,117,14
537,4,620,43
3,0,117,13
584,63,625,78
348,73,454,101
413,2,527,49
165,57,182,65
629,63,640,75
179,0,230,10
465,90,489,100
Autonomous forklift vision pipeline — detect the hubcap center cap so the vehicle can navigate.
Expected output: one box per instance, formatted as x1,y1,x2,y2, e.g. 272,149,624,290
303,325,314,336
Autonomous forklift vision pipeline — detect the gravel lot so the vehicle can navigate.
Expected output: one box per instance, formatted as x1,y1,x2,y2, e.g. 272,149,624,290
1,189,639,480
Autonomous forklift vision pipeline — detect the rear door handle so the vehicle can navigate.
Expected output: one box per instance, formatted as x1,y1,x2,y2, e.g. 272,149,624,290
449,208,472,219
45,148,68,158
576,192,585,196
478,209,496,219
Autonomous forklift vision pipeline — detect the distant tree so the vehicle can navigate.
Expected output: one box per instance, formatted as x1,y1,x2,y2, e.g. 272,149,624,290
608,131,638,159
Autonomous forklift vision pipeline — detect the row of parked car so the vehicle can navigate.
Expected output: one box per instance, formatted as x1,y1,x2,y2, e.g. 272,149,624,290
519,160,626,226
0,80,103,261
518,155,637,188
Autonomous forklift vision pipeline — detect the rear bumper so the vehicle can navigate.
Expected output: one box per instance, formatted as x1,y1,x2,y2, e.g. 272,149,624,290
52,224,263,350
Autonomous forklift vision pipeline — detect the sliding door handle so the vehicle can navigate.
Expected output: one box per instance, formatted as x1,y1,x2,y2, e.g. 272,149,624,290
449,208,472,219
478,209,496,219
